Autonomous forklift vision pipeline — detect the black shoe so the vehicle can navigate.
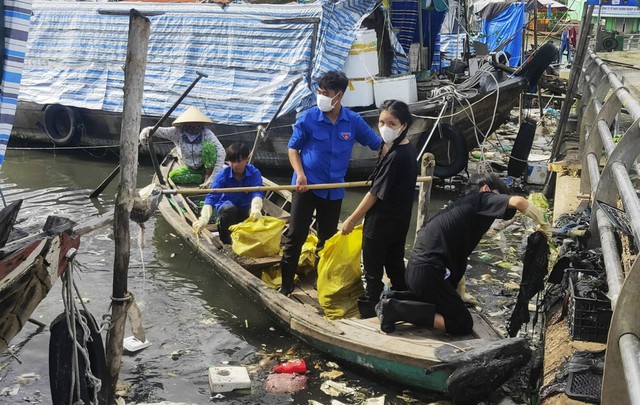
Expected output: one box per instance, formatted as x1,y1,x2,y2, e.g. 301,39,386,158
279,283,294,296
357,299,377,319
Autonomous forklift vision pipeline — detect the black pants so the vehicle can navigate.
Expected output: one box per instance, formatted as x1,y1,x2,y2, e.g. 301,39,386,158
405,262,473,335
362,235,408,302
280,191,342,286
217,204,249,244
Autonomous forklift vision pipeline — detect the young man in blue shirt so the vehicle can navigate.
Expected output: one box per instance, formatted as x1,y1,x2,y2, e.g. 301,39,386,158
279,71,384,295
193,142,264,245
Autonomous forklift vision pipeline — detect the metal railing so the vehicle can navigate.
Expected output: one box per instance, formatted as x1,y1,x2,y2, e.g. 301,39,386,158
576,49,640,405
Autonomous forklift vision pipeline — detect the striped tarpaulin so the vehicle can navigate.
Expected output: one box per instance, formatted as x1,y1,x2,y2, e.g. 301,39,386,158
0,0,31,170
20,0,380,126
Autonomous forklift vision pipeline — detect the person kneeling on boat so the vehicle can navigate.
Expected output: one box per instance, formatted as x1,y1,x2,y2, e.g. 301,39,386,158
377,173,551,335
139,106,226,188
340,100,418,319
192,142,264,244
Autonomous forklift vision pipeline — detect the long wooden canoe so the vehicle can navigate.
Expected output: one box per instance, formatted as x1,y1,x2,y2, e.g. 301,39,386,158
155,154,531,399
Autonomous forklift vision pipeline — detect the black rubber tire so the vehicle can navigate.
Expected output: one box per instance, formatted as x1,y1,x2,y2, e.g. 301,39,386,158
49,310,107,405
602,37,618,52
424,123,468,178
43,104,82,146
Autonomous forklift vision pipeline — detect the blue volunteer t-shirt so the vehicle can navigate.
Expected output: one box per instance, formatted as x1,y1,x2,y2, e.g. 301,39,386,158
288,106,381,200
204,163,264,212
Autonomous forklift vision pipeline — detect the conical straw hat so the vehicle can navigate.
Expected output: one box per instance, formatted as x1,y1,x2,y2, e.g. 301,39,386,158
172,106,213,126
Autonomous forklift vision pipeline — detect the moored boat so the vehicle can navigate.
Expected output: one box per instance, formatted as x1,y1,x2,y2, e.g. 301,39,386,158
155,153,532,400
12,1,556,178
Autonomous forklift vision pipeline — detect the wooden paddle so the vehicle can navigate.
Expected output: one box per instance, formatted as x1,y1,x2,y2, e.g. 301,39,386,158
161,176,433,195
89,71,208,198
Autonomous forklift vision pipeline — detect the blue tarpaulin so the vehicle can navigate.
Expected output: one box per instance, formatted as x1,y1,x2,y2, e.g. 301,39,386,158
480,2,525,66
20,0,380,126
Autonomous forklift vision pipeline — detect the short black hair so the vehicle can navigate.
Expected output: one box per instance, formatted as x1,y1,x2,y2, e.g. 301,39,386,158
226,142,251,162
317,71,349,94
467,172,510,195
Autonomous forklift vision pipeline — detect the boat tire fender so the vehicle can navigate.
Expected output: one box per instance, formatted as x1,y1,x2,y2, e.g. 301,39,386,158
432,123,468,179
49,310,107,405
43,104,83,146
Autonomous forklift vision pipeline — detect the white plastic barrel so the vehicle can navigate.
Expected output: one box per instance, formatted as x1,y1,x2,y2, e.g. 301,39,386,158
341,29,379,79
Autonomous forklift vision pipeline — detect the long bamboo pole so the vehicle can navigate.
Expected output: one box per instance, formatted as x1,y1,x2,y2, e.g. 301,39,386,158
162,176,434,195
106,10,149,403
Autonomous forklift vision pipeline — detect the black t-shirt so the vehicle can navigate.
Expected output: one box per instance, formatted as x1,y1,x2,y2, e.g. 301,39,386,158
410,191,516,286
364,143,418,240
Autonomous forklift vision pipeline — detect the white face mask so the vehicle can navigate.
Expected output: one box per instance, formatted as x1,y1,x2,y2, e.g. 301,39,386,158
379,125,404,144
317,93,340,112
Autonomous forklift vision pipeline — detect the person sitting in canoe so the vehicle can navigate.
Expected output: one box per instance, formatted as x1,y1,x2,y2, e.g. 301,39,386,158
377,173,551,335
139,106,226,188
340,100,418,319
192,142,264,245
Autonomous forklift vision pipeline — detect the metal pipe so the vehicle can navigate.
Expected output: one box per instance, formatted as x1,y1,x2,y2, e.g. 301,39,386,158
612,162,640,242
597,119,615,156
619,333,640,405
595,209,624,308
586,153,601,195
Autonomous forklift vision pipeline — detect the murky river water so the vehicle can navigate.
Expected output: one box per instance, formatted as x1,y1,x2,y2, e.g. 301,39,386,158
0,148,466,404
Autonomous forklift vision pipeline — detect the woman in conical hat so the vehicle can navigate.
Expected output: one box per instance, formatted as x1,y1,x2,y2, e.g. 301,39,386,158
139,106,226,188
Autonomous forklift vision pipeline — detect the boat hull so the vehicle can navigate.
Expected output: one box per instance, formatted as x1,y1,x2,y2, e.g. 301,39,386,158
0,233,80,353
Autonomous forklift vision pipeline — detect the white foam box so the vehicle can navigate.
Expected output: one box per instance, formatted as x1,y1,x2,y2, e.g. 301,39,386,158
373,75,418,108
342,78,374,107
525,154,549,185
208,366,251,393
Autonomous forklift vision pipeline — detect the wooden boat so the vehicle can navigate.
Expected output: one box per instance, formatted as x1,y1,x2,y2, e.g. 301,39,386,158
0,200,114,354
0,201,79,353
12,6,556,179
155,154,532,400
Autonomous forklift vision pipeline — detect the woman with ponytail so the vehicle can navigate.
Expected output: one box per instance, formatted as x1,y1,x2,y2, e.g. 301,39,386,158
341,100,418,318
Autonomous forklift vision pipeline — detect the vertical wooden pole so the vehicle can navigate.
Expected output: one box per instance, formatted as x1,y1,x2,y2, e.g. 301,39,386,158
105,10,150,403
414,153,435,247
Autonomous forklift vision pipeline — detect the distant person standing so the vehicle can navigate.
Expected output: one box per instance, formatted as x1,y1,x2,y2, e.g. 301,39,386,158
568,24,578,55
279,71,384,296
559,27,572,65
341,100,417,318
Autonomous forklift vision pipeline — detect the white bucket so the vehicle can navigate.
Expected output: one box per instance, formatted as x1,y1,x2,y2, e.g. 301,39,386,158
342,29,379,79
525,154,549,185
342,78,374,107
373,75,418,108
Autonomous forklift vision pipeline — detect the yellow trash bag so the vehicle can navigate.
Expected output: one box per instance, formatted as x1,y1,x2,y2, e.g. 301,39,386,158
298,234,319,269
317,226,365,320
261,266,298,289
229,216,285,258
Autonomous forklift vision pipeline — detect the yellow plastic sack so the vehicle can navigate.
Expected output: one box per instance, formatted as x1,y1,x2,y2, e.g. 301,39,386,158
298,234,319,269
317,226,365,320
229,216,285,258
261,266,298,289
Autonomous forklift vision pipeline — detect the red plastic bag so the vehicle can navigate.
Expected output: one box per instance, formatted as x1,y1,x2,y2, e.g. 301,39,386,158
273,359,307,374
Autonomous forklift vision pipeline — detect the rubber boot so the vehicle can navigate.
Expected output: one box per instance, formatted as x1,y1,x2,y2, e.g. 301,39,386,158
377,298,436,333
379,290,419,301
279,261,295,296
357,299,377,319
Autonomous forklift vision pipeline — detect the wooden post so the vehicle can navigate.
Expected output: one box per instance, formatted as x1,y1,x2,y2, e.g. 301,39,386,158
105,10,150,403
414,153,435,247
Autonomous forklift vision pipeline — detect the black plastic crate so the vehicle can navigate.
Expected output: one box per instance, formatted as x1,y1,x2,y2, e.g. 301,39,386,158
567,269,612,343
566,370,602,403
